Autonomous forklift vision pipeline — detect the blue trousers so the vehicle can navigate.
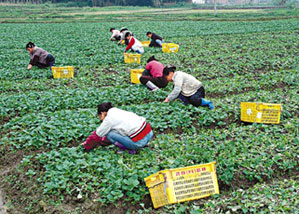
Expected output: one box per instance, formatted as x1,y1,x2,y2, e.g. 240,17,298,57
106,130,153,150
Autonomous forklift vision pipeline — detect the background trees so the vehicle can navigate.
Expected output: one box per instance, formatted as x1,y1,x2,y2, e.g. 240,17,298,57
0,0,190,6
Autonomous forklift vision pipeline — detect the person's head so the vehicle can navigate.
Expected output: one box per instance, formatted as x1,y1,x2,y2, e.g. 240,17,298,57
120,27,128,33
147,55,157,63
26,42,35,54
146,32,152,38
97,102,113,121
163,65,176,82
125,32,132,40
110,28,115,33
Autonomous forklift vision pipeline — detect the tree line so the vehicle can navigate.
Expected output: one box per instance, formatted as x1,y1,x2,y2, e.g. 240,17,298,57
0,0,191,7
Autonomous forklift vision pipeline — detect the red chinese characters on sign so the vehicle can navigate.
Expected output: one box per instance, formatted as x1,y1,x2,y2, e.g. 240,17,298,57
175,167,207,177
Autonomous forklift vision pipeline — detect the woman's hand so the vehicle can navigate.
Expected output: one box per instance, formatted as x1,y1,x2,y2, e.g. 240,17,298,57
163,98,169,103
80,141,86,146
27,64,32,70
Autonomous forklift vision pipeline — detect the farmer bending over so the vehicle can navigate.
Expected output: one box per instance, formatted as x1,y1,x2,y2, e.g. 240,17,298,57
163,67,214,110
110,28,121,41
146,32,163,48
124,32,144,54
26,42,55,70
82,102,153,154
119,27,129,45
139,56,168,91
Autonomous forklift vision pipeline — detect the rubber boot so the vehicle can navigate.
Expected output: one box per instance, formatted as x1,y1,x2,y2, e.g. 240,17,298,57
114,142,136,154
146,81,159,91
201,98,214,110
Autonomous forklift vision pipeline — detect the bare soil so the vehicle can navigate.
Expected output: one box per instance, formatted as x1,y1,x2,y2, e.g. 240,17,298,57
0,189,7,214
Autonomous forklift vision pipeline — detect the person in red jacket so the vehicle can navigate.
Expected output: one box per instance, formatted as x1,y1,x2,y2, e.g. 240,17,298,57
139,56,168,91
124,32,144,54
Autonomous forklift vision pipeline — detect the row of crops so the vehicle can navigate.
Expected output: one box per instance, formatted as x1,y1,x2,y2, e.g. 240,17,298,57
0,13,298,213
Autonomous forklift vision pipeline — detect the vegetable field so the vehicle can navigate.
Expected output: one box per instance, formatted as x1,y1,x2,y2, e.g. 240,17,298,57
0,5,298,214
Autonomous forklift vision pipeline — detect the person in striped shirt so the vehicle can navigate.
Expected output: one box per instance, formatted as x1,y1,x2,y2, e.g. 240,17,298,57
82,102,153,153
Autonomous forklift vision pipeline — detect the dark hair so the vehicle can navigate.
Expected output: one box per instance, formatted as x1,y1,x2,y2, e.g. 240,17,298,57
110,28,115,32
163,65,176,76
146,32,152,35
97,102,113,115
147,55,158,63
120,27,128,32
26,42,35,49
125,32,131,38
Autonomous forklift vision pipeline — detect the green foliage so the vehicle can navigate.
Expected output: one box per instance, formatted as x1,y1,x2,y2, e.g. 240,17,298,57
196,176,299,213
0,5,298,213
20,119,299,205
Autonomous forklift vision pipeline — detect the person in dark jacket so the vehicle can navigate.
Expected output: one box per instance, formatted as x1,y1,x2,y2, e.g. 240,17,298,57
26,42,55,70
146,32,163,47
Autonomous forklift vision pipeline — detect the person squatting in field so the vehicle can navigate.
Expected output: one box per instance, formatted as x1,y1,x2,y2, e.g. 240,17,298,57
146,32,164,48
163,67,215,110
119,27,129,45
82,102,153,153
124,32,144,54
26,42,55,70
109,28,121,41
139,56,169,91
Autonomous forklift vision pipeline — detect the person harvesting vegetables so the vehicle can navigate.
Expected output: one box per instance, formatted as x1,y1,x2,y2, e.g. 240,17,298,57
146,32,163,48
109,28,121,41
139,56,168,91
26,42,55,70
124,32,144,54
163,67,214,110
119,27,129,45
82,102,153,153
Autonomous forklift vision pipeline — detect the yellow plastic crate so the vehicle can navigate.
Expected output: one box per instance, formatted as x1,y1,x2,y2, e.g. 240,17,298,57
124,53,141,64
162,43,179,53
241,102,282,124
144,162,219,209
141,41,151,47
52,66,74,79
130,69,144,84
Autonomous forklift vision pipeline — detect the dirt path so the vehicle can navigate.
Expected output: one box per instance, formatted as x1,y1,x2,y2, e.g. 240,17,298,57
62,7,187,16
0,189,7,214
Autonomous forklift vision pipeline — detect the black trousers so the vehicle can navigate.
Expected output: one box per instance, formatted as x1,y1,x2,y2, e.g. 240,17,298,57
36,54,55,68
178,87,205,107
139,69,168,88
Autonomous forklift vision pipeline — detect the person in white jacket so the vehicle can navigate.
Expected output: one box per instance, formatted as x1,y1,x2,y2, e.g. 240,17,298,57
83,102,153,153
110,28,121,41
124,32,144,54
163,66,214,110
